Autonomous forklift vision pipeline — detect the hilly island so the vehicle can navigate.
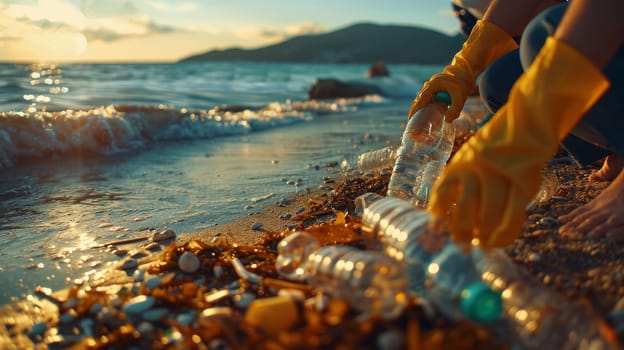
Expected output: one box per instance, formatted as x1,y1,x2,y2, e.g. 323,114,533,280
179,23,465,64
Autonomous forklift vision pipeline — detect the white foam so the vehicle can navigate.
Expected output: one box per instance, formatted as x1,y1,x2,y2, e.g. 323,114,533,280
0,95,384,169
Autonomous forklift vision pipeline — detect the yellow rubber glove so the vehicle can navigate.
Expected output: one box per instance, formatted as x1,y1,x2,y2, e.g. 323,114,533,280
429,37,609,249
409,20,518,122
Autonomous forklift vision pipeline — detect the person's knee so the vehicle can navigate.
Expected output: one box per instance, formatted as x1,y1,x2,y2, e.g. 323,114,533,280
478,50,523,113
519,3,567,68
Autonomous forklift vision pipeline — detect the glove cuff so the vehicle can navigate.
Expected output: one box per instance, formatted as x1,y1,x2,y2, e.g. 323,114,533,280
447,20,518,87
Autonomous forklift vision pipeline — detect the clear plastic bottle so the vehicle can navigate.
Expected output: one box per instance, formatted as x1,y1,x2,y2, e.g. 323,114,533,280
357,193,619,349
526,171,559,210
472,249,619,350
387,91,456,208
274,231,408,320
342,145,398,173
358,194,502,323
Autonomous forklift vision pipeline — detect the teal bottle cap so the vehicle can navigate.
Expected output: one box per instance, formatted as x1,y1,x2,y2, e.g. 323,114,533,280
433,91,451,106
460,282,502,323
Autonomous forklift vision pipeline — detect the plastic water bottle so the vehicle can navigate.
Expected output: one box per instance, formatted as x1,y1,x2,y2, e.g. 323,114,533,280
387,91,455,208
472,249,619,350
358,193,502,323
341,145,398,173
526,171,559,210
274,231,408,320
358,194,619,349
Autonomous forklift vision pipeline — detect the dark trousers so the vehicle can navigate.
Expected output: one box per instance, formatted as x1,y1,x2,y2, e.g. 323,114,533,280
478,3,624,166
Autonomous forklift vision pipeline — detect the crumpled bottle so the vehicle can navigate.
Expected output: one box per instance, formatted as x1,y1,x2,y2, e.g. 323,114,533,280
358,193,502,323
357,193,619,349
472,248,619,350
387,91,455,208
274,231,408,320
341,145,398,174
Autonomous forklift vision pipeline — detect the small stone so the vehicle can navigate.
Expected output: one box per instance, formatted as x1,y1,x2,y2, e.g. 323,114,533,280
137,321,155,335
151,228,176,242
118,258,138,270
178,251,201,273
539,216,559,227
251,222,263,231
142,307,169,321
277,198,291,206
123,295,155,314
145,275,163,289
527,253,541,262
377,329,404,350
59,313,76,324
176,312,195,326
245,296,299,336
133,269,146,282
30,322,46,336
279,213,292,220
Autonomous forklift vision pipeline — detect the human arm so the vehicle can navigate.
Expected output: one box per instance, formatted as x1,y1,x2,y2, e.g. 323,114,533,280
429,0,622,248
408,0,554,122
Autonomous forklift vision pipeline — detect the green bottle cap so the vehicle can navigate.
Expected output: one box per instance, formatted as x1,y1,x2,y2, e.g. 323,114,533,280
460,282,502,323
433,91,451,106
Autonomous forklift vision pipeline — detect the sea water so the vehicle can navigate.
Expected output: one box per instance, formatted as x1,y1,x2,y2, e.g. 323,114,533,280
0,61,441,305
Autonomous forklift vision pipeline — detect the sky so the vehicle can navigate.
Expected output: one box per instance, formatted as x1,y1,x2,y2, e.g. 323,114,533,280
0,0,462,63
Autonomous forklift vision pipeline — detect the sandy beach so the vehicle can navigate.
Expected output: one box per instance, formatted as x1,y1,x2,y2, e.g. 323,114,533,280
2,102,624,348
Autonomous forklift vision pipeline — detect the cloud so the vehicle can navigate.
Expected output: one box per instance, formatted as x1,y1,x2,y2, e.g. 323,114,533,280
80,0,139,18
146,1,198,13
232,21,324,43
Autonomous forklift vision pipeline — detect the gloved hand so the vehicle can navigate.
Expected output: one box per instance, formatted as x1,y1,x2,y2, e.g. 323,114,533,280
429,37,609,249
409,20,518,122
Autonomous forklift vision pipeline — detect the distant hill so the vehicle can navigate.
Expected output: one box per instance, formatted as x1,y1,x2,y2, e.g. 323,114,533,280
179,23,464,64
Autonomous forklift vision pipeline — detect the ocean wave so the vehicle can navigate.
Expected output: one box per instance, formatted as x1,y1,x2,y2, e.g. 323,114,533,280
0,95,385,169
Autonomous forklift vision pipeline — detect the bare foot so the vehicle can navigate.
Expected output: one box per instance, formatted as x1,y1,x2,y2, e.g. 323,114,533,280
590,154,624,181
558,169,624,240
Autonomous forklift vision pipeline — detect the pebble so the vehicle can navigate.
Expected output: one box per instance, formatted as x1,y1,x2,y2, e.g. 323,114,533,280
29,322,47,336
176,312,195,326
145,275,163,289
89,303,104,314
539,216,559,227
527,253,541,262
151,228,176,242
377,329,404,350
279,213,291,220
137,321,155,335
251,222,263,231
295,207,306,215
118,258,138,270
133,269,146,282
79,318,95,337
112,249,128,257
277,198,291,206
178,251,201,273
123,295,155,315
59,313,76,324
142,307,169,321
